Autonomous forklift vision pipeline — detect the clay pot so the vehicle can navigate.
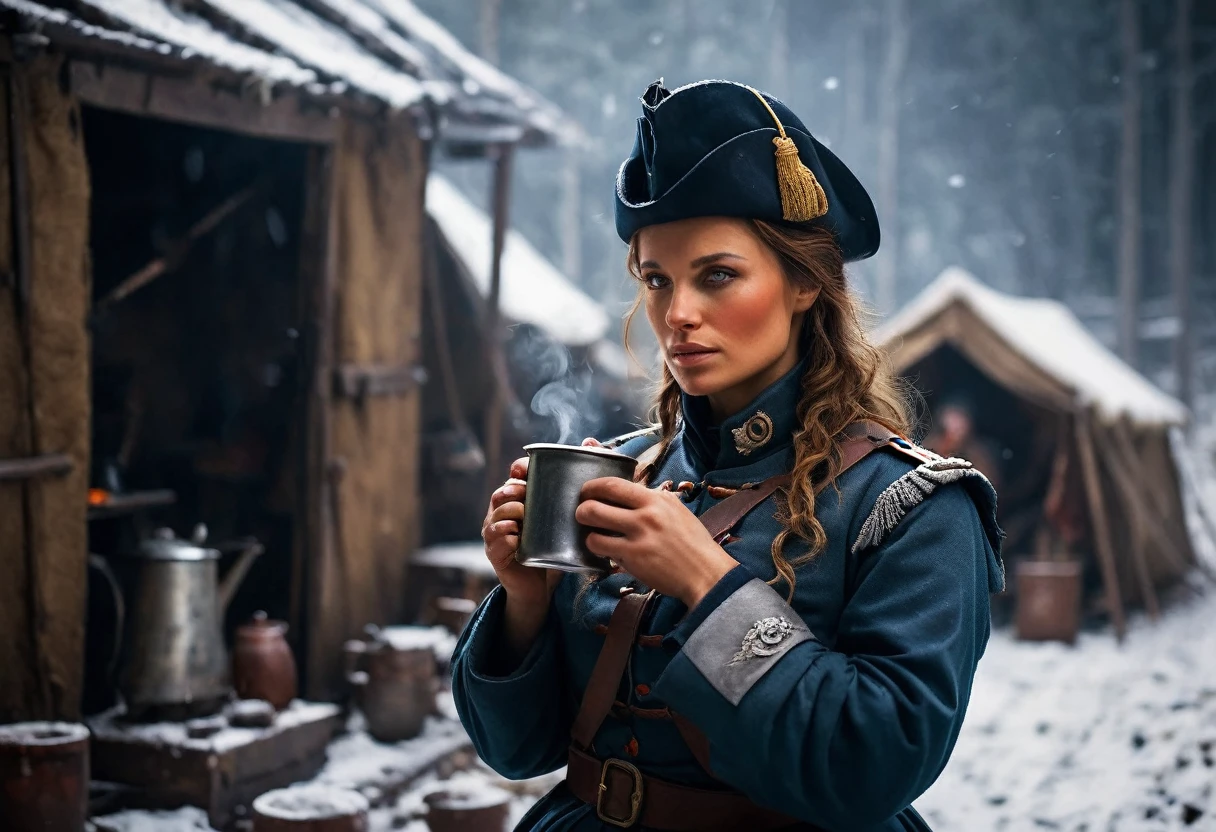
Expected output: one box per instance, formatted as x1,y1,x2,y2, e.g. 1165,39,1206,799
344,626,438,742
0,721,90,832
233,611,298,710
424,785,511,832
252,784,369,832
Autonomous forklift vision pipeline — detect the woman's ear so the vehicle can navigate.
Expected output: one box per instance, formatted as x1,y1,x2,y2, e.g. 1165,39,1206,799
793,285,821,313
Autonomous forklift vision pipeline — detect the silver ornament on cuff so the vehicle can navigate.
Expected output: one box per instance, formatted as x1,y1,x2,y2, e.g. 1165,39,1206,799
728,615,797,666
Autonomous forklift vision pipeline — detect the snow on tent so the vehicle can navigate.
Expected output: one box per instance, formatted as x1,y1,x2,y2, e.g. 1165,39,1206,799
417,174,640,545
873,267,1202,638
425,174,610,347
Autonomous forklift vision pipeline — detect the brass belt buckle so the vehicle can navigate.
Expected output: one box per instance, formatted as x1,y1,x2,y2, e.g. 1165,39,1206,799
597,758,643,827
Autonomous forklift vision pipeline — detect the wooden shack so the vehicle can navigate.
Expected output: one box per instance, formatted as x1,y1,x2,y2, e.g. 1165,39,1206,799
0,0,570,721
874,268,1210,637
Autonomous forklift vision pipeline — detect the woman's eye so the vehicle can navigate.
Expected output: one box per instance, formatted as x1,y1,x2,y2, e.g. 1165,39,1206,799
644,273,670,289
705,269,735,285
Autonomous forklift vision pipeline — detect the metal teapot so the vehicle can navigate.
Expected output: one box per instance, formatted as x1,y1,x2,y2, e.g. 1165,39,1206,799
111,524,263,720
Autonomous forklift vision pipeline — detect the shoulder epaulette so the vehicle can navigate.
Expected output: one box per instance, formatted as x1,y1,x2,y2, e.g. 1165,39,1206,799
851,442,997,555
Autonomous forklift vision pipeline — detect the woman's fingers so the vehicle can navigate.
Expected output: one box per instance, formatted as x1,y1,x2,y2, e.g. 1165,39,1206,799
484,529,520,568
489,501,524,524
575,498,635,534
581,437,603,447
508,457,529,480
580,476,650,508
489,480,526,510
585,531,628,560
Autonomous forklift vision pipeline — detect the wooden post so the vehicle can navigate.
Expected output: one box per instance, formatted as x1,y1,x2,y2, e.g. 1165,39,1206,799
299,145,338,699
483,143,514,496
5,62,53,716
874,0,907,314
479,0,501,65
1117,0,1142,368
1075,414,1127,641
1169,0,1195,408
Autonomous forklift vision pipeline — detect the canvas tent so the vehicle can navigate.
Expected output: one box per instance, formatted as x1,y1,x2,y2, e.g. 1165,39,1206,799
874,268,1199,637
0,0,573,721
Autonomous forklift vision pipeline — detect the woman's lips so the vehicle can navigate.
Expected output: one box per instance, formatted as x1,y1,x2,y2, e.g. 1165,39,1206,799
669,348,719,367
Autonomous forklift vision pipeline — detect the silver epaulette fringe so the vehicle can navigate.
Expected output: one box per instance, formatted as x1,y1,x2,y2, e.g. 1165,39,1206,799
851,458,994,554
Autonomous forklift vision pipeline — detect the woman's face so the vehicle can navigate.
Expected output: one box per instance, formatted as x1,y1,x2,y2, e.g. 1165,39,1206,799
637,216,819,419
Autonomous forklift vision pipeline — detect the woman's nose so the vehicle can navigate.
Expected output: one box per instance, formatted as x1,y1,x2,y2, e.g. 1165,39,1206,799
665,286,701,330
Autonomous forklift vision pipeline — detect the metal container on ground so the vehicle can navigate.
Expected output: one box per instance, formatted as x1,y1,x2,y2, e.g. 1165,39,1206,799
516,442,637,574
251,784,369,832
1015,559,1083,644
424,784,512,832
0,721,90,832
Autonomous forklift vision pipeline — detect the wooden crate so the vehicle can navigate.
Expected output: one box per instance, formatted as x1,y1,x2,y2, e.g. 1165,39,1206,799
89,702,342,829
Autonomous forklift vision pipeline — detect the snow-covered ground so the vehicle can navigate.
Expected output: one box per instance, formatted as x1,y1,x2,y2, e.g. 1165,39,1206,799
918,586,1216,831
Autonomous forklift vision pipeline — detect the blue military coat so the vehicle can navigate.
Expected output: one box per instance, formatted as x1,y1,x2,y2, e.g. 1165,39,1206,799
451,360,1004,831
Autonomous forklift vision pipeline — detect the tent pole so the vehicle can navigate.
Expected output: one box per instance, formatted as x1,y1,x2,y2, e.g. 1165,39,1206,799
1075,413,1128,641
1105,426,1194,574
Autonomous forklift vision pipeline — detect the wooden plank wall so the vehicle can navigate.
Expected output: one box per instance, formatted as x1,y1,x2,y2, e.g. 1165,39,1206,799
306,114,426,699
0,54,91,721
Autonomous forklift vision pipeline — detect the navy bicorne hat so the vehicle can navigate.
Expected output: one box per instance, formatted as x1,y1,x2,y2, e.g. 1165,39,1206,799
614,79,880,263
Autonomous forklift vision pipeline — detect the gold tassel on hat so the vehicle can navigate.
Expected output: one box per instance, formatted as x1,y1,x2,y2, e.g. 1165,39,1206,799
748,88,828,222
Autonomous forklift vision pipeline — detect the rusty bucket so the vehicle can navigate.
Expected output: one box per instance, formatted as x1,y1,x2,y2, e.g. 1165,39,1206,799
424,784,512,832
252,784,369,832
1015,559,1083,644
0,721,90,832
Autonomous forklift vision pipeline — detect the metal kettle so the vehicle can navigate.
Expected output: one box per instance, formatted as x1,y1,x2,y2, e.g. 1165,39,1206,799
113,524,263,720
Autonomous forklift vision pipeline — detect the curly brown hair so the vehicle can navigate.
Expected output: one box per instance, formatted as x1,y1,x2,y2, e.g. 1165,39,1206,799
624,220,914,600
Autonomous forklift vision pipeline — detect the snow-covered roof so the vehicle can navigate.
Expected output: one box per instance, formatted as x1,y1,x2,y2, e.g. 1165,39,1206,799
874,267,1188,427
2,0,572,145
426,174,610,347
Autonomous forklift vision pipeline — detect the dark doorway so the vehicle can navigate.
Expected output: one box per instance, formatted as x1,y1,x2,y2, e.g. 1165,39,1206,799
83,106,313,713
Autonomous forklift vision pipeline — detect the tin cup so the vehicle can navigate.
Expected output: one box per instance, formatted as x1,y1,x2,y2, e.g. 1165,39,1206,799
516,442,638,574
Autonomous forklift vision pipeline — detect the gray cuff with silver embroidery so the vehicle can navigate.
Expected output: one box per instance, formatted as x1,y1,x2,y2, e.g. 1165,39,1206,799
680,578,813,706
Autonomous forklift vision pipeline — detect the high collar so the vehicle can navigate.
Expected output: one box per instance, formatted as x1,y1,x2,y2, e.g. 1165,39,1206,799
680,358,805,472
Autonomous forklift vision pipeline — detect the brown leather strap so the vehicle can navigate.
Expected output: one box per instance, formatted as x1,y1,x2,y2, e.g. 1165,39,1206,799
695,420,896,546
566,745,804,831
697,474,792,541
570,589,653,751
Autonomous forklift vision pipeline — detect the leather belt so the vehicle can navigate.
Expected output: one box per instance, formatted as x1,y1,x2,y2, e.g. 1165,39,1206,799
566,745,800,830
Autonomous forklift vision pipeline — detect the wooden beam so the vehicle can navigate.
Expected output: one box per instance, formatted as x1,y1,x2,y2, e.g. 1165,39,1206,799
332,363,427,399
1075,414,1128,640
95,183,260,313
69,61,338,144
482,142,514,495
0,454,73,482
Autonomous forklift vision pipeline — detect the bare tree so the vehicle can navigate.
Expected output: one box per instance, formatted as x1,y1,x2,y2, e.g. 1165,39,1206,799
1170,0,1195,407
874,0,908,313
769,0,790,97
1117,0,1142,367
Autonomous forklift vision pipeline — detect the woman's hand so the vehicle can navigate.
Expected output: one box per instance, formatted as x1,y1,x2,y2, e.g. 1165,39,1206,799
576,478,739,608
482,457,563,607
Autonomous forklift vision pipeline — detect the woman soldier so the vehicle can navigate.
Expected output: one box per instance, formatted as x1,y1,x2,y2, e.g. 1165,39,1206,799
452,80,1004,831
